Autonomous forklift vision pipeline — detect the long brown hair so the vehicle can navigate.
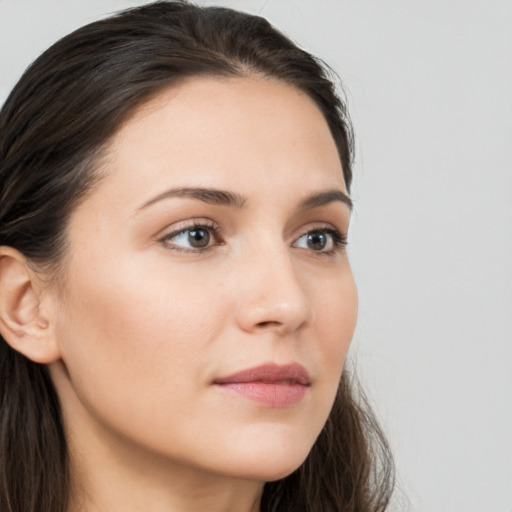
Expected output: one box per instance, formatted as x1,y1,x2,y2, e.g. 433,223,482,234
0,2,394,511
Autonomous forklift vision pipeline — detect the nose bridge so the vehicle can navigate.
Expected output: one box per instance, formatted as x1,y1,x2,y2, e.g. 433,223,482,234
234,229,311,334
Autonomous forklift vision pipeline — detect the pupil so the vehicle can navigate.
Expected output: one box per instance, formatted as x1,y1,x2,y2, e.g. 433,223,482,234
188,229,210,248
307,233,327,250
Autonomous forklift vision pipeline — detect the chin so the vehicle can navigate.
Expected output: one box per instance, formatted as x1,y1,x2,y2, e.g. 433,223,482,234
215,437,314,483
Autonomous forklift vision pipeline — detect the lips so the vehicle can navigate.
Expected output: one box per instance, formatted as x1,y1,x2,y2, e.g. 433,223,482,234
213,363,311,408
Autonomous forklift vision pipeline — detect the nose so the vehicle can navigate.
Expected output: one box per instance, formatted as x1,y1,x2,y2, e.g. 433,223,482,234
234,239,312,336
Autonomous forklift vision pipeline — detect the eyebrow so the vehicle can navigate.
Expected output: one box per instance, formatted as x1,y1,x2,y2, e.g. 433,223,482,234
138,186,352,211
298,189,353,211
139,187,247,210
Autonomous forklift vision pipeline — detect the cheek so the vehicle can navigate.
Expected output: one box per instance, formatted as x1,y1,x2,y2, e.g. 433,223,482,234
55,255,229,427
306,268,357,405
312,267,357,359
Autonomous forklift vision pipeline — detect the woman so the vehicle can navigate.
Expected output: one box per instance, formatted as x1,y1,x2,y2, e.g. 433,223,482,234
0,2,394,511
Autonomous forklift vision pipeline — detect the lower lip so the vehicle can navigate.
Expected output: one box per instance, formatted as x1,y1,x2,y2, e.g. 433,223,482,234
214,382,308,408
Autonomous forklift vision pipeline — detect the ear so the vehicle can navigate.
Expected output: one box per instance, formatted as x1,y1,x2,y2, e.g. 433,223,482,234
0,246,61,363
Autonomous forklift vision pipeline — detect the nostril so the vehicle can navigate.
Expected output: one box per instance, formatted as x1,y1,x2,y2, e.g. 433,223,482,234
256,321,281,328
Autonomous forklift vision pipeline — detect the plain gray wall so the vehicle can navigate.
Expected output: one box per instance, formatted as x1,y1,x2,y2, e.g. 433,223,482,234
1,1,511,511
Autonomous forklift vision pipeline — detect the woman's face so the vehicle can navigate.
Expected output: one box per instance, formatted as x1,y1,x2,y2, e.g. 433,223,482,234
49,76,357,482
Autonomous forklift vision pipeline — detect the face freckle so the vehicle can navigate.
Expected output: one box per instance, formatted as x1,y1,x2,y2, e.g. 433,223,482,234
49,76,358,484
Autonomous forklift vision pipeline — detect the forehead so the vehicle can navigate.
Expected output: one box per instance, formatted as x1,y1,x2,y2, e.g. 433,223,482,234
91,76,346,210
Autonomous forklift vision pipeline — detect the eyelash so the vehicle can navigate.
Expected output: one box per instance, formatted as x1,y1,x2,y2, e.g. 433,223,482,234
158,222,347,255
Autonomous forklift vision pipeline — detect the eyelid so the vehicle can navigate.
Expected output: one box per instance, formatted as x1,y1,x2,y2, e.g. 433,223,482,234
294,221,347,240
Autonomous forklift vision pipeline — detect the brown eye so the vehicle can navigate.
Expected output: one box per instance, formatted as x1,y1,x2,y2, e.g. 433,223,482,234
161,223,220,252
294,230,333,252
306,232,328,251
293,228,347,254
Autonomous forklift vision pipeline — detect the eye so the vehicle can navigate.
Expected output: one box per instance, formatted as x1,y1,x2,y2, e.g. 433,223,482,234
293,228,347,253
159,222,221,252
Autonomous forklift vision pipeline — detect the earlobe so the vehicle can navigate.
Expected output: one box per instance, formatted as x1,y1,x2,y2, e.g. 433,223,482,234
0,246,60,363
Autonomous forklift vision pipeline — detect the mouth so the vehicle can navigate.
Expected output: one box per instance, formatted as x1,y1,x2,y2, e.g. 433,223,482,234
213,363,311,408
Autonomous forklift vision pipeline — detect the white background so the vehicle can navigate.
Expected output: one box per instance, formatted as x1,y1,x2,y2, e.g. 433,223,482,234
1,1,511,511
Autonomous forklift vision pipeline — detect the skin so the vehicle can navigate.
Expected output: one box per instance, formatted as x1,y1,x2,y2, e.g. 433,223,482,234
38,76,358,512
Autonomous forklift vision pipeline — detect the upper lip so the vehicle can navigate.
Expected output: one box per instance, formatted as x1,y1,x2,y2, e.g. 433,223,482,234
213,363,311,386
